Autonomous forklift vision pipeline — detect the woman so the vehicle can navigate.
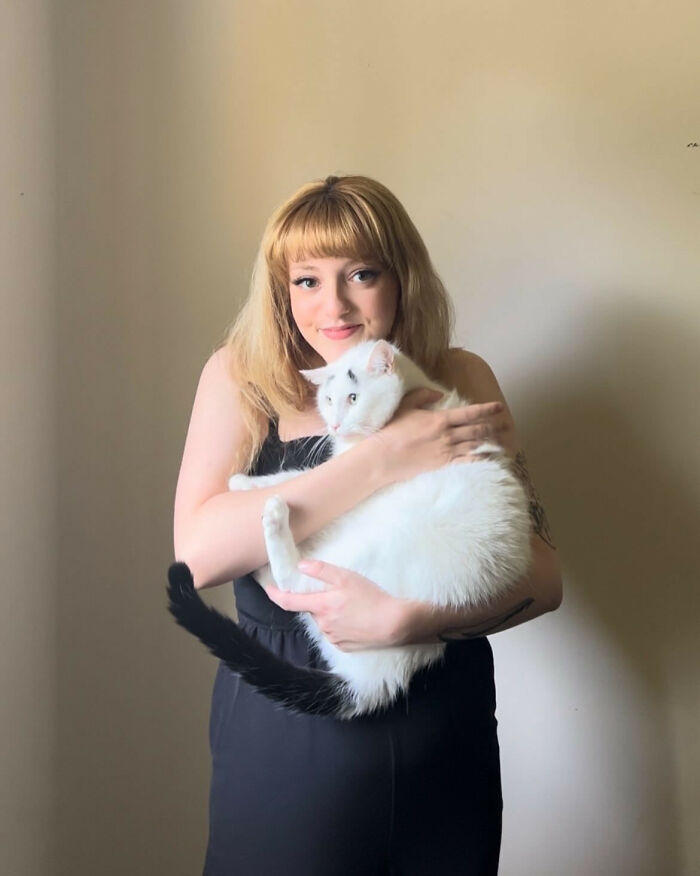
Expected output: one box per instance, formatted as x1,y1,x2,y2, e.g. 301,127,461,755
173,175,562,875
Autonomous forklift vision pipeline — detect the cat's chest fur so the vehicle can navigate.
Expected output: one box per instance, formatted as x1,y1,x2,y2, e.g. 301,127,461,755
223,339,532,718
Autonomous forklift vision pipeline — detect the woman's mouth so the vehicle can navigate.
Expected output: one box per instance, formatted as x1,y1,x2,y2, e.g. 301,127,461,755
320,325,361,340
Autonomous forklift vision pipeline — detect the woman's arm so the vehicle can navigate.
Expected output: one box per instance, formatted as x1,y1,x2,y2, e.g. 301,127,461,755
395,531,561,645
265,348,562,648
265,532,560,652
399,348,562,642
174,348,504,590
174,349,390,589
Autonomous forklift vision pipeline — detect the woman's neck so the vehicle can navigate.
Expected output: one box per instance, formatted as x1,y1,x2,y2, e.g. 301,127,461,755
276,404,326,442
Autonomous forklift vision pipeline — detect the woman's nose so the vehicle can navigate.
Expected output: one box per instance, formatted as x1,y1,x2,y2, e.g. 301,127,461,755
322,280,351,317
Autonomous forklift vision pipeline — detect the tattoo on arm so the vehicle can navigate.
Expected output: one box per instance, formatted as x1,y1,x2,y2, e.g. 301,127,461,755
437,452,554,642
512,451,556,549
437,597,535,641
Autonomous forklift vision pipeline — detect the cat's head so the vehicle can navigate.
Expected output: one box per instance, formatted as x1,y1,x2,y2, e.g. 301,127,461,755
300,340,404,439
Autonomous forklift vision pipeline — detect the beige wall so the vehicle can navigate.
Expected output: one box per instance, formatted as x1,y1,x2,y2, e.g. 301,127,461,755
1,2,55,875
3,1,698,873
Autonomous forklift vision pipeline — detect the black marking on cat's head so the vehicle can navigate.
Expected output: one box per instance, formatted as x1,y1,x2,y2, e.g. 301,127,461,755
303,340,404,439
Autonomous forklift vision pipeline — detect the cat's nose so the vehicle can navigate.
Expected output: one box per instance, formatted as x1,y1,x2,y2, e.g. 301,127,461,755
331,423,340,432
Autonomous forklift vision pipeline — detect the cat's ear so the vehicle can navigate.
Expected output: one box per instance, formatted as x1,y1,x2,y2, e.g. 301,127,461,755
366,340,395,376
299,365,330,386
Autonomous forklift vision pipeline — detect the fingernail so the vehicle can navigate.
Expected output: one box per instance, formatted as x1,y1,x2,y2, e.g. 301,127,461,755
298,560,315,572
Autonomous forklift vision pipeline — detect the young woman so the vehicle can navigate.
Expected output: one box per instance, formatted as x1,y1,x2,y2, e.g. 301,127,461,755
173,175,562,875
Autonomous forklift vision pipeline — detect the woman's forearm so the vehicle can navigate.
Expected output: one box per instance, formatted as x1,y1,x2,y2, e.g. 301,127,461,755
393,535,563,645
178,440,388,590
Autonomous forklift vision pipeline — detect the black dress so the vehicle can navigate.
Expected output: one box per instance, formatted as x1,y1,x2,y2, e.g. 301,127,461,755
203,420,503,876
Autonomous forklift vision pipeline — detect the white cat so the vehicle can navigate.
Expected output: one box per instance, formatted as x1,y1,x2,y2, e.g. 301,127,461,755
168,339,531,719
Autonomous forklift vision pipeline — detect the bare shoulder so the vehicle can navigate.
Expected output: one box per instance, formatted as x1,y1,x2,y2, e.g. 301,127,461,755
190,346,243,421
439,348,505,403
440,347,516,444
173,346,250,555
443,348,558,550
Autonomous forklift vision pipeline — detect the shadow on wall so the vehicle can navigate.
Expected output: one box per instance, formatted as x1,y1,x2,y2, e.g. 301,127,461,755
531,300,698,675
519,298,699,872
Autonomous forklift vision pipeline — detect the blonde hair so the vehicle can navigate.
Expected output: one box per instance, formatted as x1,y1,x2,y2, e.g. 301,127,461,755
219,174,455,474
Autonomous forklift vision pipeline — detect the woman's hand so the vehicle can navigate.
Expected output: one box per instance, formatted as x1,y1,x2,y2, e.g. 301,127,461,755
263,560,407,652
369,387,510,486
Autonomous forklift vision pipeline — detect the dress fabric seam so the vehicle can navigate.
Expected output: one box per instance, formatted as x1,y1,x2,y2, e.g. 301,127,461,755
387,724,397,868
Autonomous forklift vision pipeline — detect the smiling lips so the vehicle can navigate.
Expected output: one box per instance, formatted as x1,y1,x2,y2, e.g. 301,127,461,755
321,325,360,340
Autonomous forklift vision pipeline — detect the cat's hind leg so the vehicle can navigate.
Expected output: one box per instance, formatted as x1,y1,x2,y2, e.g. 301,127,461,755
261,495,304,592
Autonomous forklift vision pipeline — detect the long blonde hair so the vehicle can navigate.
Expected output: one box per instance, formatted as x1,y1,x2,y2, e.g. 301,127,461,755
219,175,456,474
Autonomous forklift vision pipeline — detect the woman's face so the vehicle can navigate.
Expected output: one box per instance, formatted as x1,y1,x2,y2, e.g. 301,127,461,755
288,255,399,364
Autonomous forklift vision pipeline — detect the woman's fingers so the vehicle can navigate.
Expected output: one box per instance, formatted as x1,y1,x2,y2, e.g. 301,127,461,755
448,421,508,444
265,560,341,613
373,393,510,483
445,401,503,425
265,585,328,613
444,402,509,457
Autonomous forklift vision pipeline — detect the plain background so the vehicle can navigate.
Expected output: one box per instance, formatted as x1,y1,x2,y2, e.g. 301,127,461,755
2,1,699,874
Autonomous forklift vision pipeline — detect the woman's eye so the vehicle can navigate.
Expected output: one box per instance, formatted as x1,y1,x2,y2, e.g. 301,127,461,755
351,269,378,283
292,277,318,289
348,393,357,403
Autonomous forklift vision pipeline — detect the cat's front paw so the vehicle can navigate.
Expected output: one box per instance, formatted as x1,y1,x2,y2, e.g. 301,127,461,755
262,494,290,540
470,442,504,459
228,474,254,491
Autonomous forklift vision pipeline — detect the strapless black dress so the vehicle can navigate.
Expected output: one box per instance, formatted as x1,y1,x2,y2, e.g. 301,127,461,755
203,420,502,876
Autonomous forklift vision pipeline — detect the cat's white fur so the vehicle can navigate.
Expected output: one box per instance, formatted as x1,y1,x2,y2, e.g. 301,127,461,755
228,340,531,717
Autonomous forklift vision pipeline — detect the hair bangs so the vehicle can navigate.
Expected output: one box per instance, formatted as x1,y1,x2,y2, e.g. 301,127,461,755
270,195,392,277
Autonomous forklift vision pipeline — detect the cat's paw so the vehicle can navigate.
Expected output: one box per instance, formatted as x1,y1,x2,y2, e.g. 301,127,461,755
228,474,254,491
470,442,504,459
262,494,290,539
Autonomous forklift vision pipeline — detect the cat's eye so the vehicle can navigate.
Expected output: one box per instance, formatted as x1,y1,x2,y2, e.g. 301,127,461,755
325,396,332,404
348,393,357,403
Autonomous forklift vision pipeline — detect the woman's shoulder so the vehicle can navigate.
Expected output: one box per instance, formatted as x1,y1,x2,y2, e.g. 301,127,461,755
173,347,251,554
206,345,235,381
438,346,521,457
438,346,506,406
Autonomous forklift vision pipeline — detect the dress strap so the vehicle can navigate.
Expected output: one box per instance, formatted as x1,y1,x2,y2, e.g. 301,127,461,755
267,415,281,442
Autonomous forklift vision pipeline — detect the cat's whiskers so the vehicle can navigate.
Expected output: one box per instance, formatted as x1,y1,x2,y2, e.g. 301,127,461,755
302,433,333,469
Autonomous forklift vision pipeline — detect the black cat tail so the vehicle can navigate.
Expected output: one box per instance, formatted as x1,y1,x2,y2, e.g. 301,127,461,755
166,562,355,719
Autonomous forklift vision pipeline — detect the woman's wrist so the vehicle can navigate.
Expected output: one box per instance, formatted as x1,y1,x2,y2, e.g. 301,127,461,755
354,432,395,491
391,597,526,646
389,549,561,645
388,598,444,646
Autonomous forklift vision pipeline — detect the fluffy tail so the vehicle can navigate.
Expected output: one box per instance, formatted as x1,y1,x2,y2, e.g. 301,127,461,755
166,562,354,719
